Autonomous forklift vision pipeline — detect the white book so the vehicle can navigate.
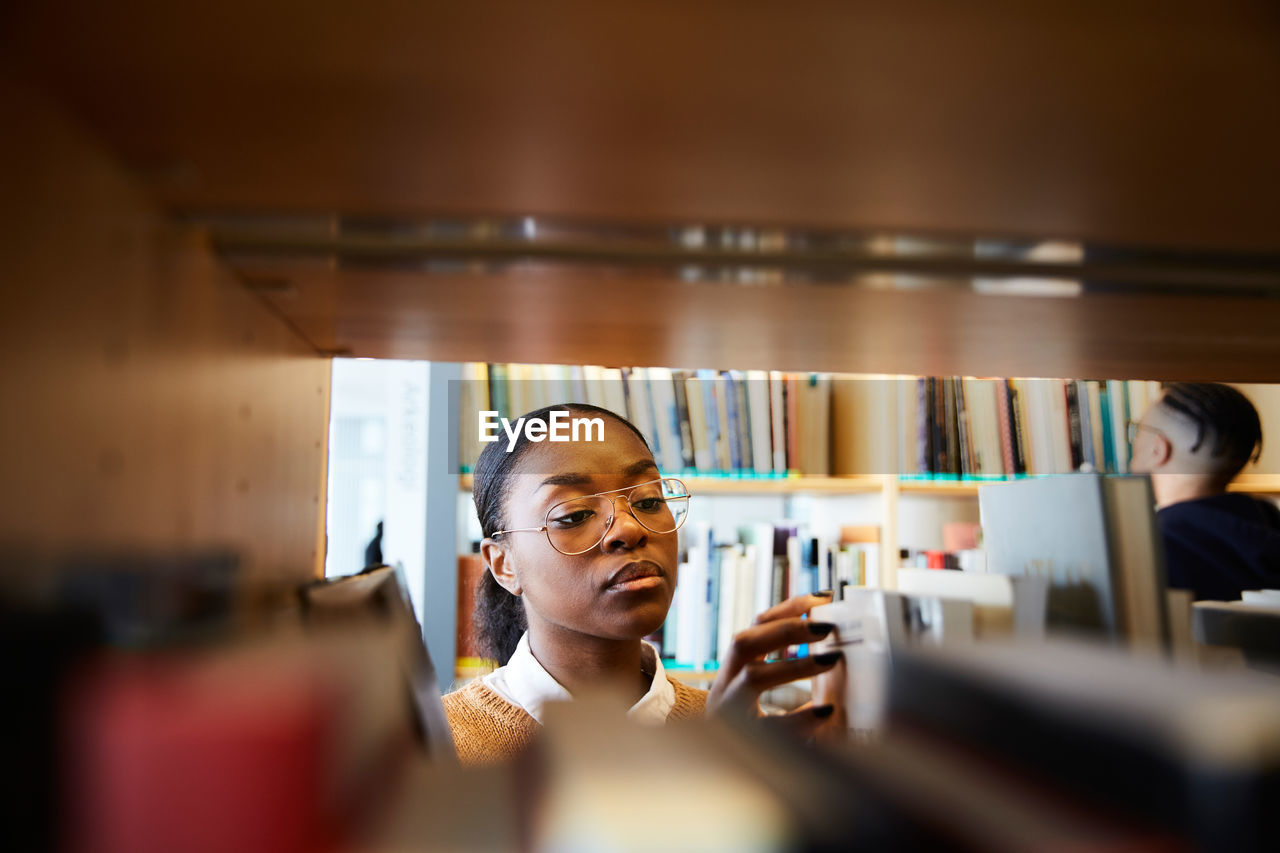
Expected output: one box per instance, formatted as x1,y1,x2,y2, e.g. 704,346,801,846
582,365,606,409
769,371,787,473
861,543,881,589
896,568,1049,639
745,370,774,475
567,365,589,405
717,547,758,664
896,377,919,477
962,378,1003,477
1242,589,1280,606
600,367,627,418
787,533,805,599
676,533,710,667
1045,379,1072,474
716,547,739,665
544,363,571,408
745,522,776,616
527,364,550,412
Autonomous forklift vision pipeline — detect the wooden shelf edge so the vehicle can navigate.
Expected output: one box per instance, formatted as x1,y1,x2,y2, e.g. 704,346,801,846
1231,474,1280,495
458,473,891,494
457,473,1280,496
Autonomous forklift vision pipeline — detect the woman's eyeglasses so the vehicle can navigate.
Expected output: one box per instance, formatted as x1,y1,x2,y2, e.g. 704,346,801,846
491,477,691,556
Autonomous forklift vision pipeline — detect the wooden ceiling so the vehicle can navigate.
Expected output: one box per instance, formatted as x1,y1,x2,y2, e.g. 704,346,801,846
6,0,1280,378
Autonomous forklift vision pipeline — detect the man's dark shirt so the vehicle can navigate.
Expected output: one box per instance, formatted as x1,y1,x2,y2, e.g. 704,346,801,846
1158,493,1280,601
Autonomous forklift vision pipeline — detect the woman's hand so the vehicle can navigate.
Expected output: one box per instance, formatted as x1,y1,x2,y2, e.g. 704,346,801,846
706,591,841,737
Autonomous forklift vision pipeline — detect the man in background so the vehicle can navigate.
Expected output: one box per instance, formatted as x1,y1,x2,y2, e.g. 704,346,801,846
1129,383,1280,600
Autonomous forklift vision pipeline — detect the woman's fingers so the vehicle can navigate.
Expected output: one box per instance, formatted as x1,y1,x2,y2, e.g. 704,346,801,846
708,590,842,720
753,591,834,626
760,702,839,741
725,651,843,696
721,616,835,671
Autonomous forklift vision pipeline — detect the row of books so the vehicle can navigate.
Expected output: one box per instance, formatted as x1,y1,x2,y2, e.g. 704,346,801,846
458,362,1165,479
660,522,881,669
902,377,1164,478
457,363,831,475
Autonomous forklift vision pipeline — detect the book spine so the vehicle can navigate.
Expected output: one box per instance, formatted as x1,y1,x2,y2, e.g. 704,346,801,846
488,363,510,420
734,371,754,473
1066,380,1085,471
705,545,722,664
721,372,742,472
931,378,948,474
1098,384,1116,473
704,370,728,473
567,365,588,404
747,371,773,476
601,368,627,417
917,377,932,475
943,378,960,476
1075,380,1096,471
1106,379,1130,474
684,373,711,473
996,379,1017,476
717,547,738,665
1009,379,1031,475
770,372,787,473
1086,380,1106,474
625,368,658,462
954,377,974,477
671,370,695,471
785,375,799,472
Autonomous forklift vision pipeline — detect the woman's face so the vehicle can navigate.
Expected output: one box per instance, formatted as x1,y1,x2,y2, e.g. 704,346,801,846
485,420,679,645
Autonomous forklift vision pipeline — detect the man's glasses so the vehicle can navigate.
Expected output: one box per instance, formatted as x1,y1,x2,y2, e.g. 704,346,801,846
1126,419,1167,445
491,477,691,556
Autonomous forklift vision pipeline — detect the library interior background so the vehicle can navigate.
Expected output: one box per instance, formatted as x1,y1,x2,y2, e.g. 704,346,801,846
5,3,1280,851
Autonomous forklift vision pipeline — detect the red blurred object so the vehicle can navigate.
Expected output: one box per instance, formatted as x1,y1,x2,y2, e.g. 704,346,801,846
925,551,948,570
64,653,339,853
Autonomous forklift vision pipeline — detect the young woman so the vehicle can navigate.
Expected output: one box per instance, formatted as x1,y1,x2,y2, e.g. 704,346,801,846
444,403,840,766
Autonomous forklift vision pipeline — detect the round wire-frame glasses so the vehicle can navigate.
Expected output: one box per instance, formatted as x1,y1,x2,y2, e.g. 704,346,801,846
491,477,691,556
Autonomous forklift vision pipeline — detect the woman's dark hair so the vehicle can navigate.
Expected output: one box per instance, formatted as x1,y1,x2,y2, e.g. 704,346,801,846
472,403,650,665
1160,382,1263,476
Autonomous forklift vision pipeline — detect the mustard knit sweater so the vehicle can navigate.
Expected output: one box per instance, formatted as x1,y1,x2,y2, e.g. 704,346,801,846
443,676,709,767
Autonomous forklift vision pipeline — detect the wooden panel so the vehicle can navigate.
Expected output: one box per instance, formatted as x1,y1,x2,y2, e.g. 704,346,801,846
5,0,1280,251
242,263,1280,382
0,79,330,583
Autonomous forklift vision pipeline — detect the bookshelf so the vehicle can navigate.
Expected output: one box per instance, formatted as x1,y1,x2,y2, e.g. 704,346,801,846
9,5,1280,848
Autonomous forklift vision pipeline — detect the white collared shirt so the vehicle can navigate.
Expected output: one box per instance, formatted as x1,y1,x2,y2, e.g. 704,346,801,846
482,632,676,725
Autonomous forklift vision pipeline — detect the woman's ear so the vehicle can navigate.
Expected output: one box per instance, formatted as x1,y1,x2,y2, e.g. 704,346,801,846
481,538,522,596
